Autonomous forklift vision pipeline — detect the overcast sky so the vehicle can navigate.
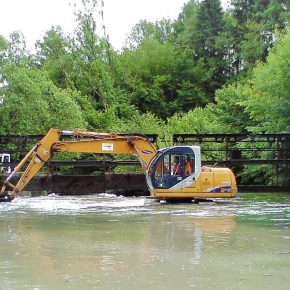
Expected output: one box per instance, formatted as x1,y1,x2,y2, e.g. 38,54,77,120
0,0,188,50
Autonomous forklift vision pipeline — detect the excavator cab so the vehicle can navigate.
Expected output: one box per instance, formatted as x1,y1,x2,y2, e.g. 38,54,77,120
146,146,201,191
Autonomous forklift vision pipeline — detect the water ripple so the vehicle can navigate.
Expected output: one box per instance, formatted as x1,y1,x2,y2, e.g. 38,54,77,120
0,193,289,224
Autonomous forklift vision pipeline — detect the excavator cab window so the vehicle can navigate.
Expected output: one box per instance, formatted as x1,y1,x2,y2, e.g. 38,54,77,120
148,147,198,190
153,154,182,188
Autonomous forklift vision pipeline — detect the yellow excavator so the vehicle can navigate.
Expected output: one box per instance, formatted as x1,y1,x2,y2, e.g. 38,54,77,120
0,128,237,202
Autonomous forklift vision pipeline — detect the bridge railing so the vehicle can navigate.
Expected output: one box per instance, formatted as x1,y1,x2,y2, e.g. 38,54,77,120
1,133,289,187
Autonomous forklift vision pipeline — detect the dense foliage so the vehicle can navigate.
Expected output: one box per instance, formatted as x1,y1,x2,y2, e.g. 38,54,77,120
0,0,289,182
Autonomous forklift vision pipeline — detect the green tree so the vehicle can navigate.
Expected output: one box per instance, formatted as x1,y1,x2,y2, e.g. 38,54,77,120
195,0,226,95
125,19,173,49
0,35,9,67
239,21,265,71
231,0,255,25
0,66,87,134
172,0,199,46
213,26,290,134
213,83,251,133
173,0,228,99
173,48,211,109
229,0,290,74
166,106,224,135
7,32,30,64
72,13,111,107
243,27,290,133
119,39,178,118
36,27,74,89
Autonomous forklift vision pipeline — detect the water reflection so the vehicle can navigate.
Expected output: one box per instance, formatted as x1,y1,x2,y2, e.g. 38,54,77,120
0,193,289,289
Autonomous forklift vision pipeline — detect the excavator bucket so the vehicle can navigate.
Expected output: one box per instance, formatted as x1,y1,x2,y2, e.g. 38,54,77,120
0,193,14,202
0,192,14,202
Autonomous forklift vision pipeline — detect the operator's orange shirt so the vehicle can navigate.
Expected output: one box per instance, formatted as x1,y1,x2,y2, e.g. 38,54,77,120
185,161,192,175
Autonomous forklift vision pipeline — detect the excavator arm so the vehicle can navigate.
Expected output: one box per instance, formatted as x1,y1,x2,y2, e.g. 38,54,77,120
0,128,157,200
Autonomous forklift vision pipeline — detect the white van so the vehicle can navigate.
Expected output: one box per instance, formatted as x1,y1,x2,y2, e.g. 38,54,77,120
0,153,11,173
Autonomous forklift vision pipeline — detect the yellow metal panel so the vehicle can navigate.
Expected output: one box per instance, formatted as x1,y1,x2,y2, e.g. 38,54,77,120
200,171,214,192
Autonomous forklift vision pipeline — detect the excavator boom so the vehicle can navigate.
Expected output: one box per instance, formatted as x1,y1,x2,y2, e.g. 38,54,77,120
0,128,157,200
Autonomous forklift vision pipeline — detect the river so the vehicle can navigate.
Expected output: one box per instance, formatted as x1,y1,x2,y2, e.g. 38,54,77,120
0,192,289,289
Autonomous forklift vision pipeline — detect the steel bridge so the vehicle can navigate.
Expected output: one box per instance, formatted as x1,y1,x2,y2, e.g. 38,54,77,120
1,133,289,193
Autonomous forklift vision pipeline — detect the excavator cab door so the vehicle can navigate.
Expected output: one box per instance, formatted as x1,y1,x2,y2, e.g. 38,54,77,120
146,146,201,190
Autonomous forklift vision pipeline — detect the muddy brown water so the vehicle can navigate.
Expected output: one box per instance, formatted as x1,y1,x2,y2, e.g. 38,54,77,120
1,192,290,289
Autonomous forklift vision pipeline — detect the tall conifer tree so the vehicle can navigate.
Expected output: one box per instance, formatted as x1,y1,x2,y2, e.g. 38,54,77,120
195,0,226,97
